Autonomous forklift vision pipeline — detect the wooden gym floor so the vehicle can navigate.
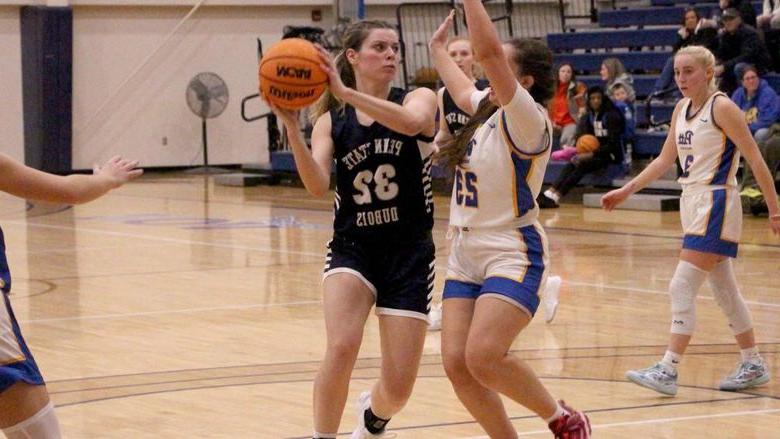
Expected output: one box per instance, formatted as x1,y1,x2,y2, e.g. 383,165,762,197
1,173,778,438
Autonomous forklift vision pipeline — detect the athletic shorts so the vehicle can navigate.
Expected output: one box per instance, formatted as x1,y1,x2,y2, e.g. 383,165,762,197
681,187,741,258
1,292,45,393
443,223,549,317
323,234,435,322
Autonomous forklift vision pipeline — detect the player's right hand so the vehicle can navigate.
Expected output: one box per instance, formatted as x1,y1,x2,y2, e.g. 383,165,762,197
601,187,629,211
429,10,455,51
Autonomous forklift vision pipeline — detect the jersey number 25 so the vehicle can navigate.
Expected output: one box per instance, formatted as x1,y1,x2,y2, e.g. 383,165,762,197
455,168,479,207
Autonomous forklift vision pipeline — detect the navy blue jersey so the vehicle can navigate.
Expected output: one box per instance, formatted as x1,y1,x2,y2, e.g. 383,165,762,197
330,88,435,242
442,78,489,135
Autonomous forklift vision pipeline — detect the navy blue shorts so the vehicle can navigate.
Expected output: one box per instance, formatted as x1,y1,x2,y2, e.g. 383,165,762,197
323,235,435,322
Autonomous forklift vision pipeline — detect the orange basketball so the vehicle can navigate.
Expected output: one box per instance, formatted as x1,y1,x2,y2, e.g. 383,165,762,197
259,38,328,109
575,134,600,154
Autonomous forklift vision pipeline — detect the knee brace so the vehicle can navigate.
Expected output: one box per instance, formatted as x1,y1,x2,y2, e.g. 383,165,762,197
669,261,708,335
708,259,753,335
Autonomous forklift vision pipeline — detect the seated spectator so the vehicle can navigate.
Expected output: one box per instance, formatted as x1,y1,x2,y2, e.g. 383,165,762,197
715,9,772,94
731,65,780,143
601,58,635,103
611,84,636,152
549,63,586,149
740,123,780,214
653,8,719,95
758,0,780,71
538,86,625,208
719,0,758,28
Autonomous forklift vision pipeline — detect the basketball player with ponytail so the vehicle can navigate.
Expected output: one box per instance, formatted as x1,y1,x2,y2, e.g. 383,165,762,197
265,20,437,439
602,45,780,395
430,5,591,437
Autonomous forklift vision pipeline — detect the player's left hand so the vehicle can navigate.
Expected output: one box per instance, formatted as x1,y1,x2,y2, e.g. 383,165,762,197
315,44,351,101
94,156,143,187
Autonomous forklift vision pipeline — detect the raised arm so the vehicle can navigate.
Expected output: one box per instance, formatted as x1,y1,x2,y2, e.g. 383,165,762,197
461,0,517,107
602,104,683,210
429,11,477,115
713,97,780,234
0,154,142,205
316,46,437,137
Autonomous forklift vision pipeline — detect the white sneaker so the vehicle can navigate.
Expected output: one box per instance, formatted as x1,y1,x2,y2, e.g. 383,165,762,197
626,362,678,396
427,302,442,331
543,276,561,323
351,391,385,438
719,360,770,391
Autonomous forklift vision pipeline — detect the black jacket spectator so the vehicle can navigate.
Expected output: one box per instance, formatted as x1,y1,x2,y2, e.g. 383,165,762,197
720,0,758,27
575,91,626,164
716,23,772,74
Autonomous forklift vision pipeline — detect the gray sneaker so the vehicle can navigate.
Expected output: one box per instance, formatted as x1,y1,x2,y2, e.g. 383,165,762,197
626,363,678,396
719,360,770,391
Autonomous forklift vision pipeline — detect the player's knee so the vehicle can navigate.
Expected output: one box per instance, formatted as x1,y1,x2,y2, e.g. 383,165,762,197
669,274,697,335
379,377,415,407
442,348,471,386
709,280,753,335
325,334,362,365
464,340,502,386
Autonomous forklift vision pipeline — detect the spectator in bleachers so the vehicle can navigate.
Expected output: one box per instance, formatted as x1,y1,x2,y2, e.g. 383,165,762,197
731,65,780,143
740,123,780,213
549,63,587,149
715,9,772,94
653,8,718,96
719,0,758,27
601,58,635,103
758,0,780,71
612,83,636,158
538,86,625,208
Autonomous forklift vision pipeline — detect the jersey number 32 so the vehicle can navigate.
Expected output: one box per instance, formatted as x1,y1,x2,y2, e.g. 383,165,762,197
352,164,399,204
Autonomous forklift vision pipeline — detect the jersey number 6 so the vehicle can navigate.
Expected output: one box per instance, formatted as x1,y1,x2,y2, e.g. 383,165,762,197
352,164,399,205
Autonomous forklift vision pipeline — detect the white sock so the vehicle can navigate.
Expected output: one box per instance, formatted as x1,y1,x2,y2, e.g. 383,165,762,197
741,346,761,363
313,433,337,439
2,402,62,439
660,350,682,372
544,402,568,423
544,189,560,203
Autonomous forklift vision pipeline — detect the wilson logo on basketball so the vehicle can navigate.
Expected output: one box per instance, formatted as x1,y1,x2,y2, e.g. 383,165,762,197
269,85,316,101
276,65,312,80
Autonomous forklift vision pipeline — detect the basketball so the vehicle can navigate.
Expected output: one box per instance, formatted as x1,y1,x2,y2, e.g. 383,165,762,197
259,38,328,109
575,134,600,154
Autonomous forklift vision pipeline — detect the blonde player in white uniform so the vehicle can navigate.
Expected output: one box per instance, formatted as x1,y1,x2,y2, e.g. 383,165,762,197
602,45,780,396
430,6,591,438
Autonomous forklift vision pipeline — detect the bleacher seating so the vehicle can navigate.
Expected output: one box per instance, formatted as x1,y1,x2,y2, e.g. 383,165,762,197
579,74,657,98
599,2,762,27
547,28,678,51
554,51,670,72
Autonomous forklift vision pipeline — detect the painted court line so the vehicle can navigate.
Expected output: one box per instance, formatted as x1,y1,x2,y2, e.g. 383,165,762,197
19,300,320,324
464,408,780,438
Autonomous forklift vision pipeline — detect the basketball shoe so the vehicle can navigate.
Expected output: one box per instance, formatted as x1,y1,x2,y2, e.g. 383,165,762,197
543,275,561,323
548,400,592,438
626,362,678,395
351,391,386,438
719,359,770,391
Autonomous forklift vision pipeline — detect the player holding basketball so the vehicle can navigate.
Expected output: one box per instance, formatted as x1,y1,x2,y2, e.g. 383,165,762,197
602,45,780,395
0,154,142,439
430,5,591,438
265,21,437,439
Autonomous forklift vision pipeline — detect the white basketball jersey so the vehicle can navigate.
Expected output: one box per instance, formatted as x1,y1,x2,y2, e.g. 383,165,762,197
675,92,740,189
449,87,552,229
